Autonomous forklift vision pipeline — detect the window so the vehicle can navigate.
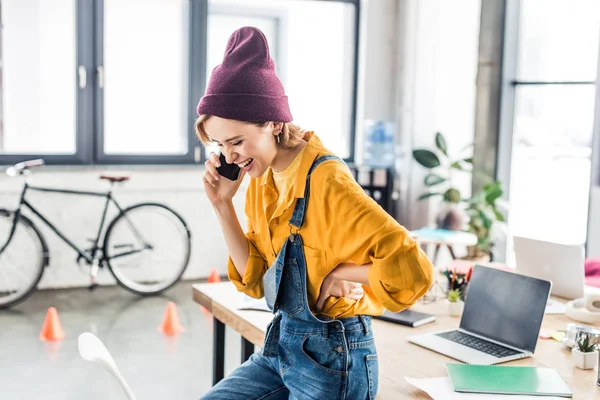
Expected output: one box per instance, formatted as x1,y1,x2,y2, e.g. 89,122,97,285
501,0,600,252
1,0,77,155
0,0,359,165
102,0,190,157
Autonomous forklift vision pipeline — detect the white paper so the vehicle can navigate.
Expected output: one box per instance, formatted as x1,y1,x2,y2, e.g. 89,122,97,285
545,298,567,314
238,295,271,312
404,377,565,400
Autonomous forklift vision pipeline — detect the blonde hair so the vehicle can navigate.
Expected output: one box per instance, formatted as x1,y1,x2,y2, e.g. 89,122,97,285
194,115,305,150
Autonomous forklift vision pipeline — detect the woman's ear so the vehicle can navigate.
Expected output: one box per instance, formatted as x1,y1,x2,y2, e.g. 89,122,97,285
272,122,284,134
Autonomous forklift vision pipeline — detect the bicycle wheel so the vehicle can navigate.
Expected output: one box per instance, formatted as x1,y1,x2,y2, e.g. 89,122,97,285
0,209,48,309
103,203,191,296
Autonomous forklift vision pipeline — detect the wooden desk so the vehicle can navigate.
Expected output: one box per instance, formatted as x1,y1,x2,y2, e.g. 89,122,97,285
192,282,600,399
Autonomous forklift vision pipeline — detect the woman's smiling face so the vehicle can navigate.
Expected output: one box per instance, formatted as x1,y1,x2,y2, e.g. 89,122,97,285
204,117,282,178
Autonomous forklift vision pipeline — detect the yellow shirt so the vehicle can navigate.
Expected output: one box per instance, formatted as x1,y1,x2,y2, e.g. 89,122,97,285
227,132,434,318
271,146,305,224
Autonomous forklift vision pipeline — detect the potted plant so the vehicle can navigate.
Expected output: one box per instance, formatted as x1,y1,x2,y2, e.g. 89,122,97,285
463,182,505,260
571,332,598,370
412,132,505,260
447,288,464,317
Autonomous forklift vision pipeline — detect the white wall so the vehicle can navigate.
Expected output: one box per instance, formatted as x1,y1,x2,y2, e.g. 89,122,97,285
353,0,398,163
394,0,481,232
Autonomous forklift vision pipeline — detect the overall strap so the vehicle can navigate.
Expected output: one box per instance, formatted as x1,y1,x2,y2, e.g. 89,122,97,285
288,155,346,230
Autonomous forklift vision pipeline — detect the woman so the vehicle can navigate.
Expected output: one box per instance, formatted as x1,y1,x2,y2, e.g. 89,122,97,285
197,26,434,400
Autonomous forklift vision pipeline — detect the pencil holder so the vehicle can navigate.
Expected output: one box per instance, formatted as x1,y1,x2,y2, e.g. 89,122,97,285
445,275,468,299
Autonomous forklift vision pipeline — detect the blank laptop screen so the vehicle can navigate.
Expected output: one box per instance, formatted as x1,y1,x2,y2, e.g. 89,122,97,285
459,266,551,353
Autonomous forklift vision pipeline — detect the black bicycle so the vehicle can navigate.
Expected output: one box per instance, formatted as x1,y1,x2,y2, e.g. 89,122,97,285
0,159,192,309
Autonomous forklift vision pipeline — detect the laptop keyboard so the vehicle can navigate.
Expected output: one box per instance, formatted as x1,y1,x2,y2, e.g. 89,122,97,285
436,330,521,358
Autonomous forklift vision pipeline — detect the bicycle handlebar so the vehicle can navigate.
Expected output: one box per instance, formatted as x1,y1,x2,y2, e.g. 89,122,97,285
5,159,46,177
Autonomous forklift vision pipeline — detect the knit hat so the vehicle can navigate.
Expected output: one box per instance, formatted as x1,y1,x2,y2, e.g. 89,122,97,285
196,26,293,123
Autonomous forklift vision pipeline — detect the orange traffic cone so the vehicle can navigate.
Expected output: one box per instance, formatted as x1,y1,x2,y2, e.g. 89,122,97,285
208,268,221,283
158,302,184,336
39,307,65,341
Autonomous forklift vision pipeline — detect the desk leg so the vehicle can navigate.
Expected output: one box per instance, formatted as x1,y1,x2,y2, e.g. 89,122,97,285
213,318,225,385
432,244,442,265
241,337,254,363
448,245,457,259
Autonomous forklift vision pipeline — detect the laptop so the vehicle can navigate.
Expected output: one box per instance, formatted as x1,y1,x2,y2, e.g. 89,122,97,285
513,236,585,300
408,265,551,365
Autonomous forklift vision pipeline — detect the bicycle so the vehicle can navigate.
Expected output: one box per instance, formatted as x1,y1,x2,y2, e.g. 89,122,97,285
0,159,192,309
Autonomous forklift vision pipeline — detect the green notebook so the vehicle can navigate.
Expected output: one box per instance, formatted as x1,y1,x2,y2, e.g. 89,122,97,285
446,364,573,398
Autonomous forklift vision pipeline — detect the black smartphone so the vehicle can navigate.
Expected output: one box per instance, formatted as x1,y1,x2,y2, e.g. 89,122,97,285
216,152,241,181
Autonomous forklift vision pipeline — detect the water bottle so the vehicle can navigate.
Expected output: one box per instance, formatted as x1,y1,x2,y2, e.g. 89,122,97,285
363,120,395,168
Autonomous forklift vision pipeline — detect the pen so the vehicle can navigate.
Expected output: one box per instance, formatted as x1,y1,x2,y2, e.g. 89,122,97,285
451,270,456,289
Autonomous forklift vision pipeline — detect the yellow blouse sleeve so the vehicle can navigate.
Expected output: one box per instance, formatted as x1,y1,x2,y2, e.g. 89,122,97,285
317,170,434,312
226,184,268,299
226,221,268,299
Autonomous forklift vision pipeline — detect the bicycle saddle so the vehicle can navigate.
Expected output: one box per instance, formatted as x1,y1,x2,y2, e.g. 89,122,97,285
99,174,130,183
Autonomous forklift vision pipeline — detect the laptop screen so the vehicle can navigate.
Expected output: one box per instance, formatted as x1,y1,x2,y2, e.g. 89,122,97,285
459,265,551,353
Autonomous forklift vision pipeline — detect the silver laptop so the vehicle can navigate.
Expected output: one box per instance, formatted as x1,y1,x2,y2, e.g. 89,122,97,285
408,265,551,365
513,236,585,299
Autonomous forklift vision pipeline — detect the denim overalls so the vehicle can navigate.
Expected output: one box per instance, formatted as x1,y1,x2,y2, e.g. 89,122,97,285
202,156,379,400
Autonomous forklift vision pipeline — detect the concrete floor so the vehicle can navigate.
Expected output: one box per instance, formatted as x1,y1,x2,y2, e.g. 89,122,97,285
0,281,244,399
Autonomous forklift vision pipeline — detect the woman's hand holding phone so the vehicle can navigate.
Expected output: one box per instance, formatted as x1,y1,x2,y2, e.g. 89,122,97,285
203,152,246,207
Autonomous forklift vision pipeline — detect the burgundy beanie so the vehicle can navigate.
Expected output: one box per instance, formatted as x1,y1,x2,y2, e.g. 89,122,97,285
196,26,293,123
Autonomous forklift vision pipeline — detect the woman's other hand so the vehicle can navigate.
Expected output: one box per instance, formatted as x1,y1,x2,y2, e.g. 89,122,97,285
315,273,364,312
203,152,246,207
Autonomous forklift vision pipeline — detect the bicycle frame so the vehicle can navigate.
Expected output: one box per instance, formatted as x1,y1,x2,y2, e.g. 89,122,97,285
0,183,149,265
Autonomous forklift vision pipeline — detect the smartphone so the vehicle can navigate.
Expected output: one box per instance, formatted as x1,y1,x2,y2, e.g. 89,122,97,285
216,152,241,181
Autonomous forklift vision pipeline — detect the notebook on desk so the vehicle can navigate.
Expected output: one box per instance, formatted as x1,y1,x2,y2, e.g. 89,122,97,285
446,364,573,398
374,309,435,327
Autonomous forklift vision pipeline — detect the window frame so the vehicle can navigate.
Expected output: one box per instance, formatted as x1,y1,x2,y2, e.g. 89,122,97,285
492,0,600,260
93,0,201,165
496,0,599,200
0,0,93,165
0,0,360,166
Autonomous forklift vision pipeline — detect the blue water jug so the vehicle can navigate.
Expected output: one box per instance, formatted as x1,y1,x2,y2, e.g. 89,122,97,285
363,120,395,168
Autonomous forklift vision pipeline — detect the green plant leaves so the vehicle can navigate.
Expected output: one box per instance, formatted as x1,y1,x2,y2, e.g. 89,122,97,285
577,332,597,352
451,158,475,171
493,209,505,222
443,188,461,203
447,288,461,302
413,132,506,255
483,182,503,204
435,132,448,155
412,150,441,168
424,173,446,186
478,209,493,229
418,192,442,201
450,161,465,170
